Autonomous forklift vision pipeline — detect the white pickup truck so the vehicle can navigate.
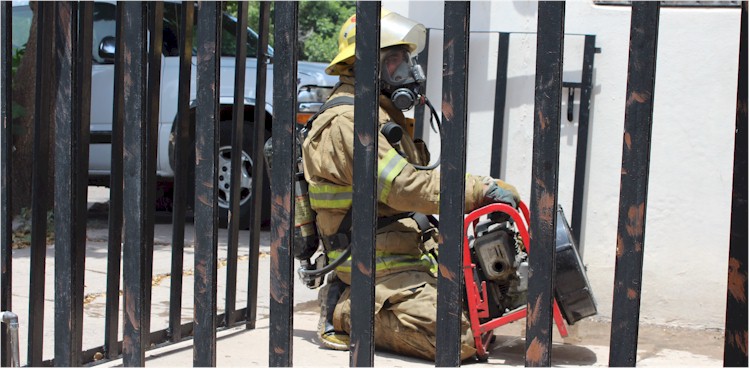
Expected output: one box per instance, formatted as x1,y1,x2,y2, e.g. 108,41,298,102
12,1,337,226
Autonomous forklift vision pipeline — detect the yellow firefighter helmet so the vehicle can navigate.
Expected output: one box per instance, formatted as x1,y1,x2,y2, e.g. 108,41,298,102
326,9,426,75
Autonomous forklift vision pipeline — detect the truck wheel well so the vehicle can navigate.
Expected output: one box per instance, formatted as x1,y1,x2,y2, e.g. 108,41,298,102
218,105,273,133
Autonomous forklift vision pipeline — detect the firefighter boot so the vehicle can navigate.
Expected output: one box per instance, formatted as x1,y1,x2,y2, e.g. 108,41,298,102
317,275,350,351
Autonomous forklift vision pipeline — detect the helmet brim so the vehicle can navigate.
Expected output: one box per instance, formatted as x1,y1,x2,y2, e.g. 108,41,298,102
326,40,419,75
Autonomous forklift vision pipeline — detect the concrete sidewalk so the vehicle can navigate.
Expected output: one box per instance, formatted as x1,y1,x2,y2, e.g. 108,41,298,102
5,187,726,367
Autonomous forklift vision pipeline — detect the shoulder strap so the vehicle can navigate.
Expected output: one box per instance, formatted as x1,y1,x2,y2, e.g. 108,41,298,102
305,95,355,130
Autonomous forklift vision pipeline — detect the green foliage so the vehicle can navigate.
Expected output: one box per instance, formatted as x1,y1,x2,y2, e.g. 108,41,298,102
224,2,275,54
223,1,355,63
298,1,355,62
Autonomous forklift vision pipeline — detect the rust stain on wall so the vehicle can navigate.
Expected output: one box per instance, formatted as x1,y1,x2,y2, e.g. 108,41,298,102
727,257,747,303
626,203,644,238
525,337,547,365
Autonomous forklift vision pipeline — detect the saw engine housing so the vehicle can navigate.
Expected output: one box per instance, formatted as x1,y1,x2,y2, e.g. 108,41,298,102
470,217,528,319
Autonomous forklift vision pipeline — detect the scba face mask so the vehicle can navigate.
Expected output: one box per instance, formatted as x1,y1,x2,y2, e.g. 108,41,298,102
380,47,426,111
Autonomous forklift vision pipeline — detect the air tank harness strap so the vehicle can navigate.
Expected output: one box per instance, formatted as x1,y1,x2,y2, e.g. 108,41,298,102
304,95,355,132
320,211,437,252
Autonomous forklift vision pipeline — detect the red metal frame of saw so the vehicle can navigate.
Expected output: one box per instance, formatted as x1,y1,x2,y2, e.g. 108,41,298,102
463,201,569,359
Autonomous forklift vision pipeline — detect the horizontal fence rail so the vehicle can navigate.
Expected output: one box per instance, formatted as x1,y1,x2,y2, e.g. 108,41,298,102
0,1,745,367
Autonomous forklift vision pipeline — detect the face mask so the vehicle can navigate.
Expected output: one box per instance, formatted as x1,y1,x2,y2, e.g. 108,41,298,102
380,47,426,111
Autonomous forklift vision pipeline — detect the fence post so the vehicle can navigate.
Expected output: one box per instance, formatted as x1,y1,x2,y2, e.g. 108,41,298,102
225,0,249,329
436,2,470,366
723,1,748,366
53,1,92,366
349,2,381,366
168,0,194,344
570,34,597,252
143,0,163,341
193,1,221,366
104,2,125,359
27,3,55,366
608,2,660,366
121,1,151,366
269,2,297,366
490,32,510,179
247,0,271,331
0,2,13,366
525,2,565,367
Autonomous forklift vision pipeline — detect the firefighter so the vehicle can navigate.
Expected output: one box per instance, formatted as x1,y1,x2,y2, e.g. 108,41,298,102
302,9,520,361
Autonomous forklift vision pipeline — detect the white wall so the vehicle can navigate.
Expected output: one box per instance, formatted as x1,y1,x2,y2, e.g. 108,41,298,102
386,0,741,330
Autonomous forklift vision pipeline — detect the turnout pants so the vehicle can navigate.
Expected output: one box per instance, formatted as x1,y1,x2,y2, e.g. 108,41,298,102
332,270,477,361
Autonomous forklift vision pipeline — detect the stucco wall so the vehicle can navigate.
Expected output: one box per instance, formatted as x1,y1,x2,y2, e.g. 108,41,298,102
386,0,741,330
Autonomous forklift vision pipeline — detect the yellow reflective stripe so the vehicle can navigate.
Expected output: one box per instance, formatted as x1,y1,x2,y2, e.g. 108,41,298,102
327,250,432,273
377,149,409,202
309,184,353,209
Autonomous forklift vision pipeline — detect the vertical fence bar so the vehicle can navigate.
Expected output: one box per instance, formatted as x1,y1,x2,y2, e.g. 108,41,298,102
570,35,597,253
349,1,380,366
489,32,510,179
413,28,430,139
143,1,163,339
193,1,221,366
121,2,149,365
104,2,125,358
436,2,470,366
525,2,565,367
723,1,748,366
28,3,54,365
169,0,194,343
53,1,92,366
225,0,248,328
608,2,660,366
0,2,12,366
269,2,297,366
246,0,270,330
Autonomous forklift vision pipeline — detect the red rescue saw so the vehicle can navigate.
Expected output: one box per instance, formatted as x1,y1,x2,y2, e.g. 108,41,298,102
463,201,597,360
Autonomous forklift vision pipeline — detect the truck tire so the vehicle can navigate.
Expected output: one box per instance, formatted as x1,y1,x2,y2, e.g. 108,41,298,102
217,119,271,229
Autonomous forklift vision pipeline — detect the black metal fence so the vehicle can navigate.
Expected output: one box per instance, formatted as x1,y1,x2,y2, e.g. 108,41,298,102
0,1,747,367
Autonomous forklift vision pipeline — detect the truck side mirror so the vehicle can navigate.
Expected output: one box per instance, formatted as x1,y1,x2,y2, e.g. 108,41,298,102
98,36,116,64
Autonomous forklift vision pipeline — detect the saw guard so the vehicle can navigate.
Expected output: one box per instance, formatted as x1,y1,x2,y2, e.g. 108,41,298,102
463,202,569,360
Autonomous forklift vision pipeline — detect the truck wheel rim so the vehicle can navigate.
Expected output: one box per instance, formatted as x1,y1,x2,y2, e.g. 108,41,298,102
217,145,253,209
